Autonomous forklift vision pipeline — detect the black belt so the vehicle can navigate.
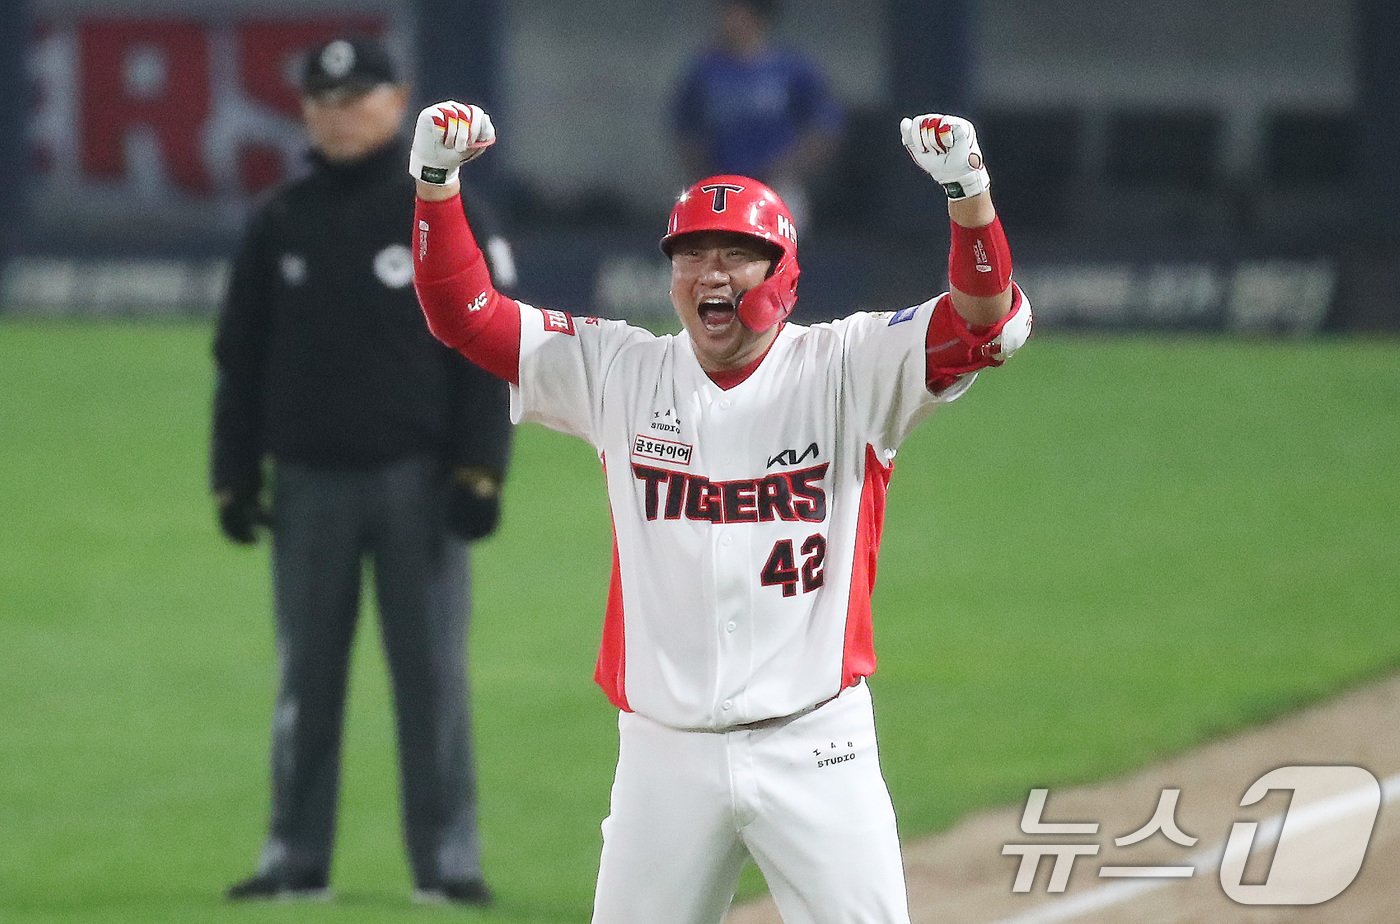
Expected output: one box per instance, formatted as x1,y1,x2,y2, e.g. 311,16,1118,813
707,688,846,733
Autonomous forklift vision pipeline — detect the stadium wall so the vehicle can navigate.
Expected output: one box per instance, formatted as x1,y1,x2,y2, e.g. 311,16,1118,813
0,0,1390,332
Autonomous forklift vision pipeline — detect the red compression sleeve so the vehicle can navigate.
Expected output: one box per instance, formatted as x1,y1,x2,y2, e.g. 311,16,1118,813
947,215,1012,297
413,194,521,384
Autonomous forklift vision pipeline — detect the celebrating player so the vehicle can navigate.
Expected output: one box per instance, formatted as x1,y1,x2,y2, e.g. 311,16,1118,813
409,101,1030,923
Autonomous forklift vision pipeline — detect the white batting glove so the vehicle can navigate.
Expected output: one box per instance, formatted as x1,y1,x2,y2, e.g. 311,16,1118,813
409,101,496,185
899,113,989,200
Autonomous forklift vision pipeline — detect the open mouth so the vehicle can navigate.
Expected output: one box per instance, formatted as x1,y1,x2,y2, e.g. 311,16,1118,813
698,296,737,331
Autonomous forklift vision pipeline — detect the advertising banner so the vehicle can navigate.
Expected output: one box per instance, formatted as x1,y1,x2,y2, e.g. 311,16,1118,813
25,1,408,245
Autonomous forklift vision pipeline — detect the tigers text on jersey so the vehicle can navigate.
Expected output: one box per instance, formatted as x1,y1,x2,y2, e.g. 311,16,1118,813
511,300,987,730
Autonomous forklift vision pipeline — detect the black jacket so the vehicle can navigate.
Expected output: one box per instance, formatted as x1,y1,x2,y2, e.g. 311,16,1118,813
210,138,512,496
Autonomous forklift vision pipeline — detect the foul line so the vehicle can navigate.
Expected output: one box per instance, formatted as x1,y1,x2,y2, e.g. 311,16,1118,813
987,771,1400,924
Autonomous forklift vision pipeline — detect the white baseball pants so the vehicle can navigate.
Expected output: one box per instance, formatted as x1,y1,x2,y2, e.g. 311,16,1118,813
591,681,911,924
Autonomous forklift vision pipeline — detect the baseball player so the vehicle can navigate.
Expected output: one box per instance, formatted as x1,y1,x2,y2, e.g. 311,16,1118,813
408,102,1030,923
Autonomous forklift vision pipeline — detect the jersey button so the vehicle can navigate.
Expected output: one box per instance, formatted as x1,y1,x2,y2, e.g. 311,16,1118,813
721,700,733,711
726,621,737,633
721,535,733,547
719,399,731,410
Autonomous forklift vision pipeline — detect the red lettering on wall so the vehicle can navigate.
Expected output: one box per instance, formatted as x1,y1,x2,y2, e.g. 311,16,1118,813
52,15,390,197
79,18,213,192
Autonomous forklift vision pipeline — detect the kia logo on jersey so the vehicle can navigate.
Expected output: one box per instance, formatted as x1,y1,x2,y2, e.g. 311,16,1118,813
767,441,819,469
700,182,744,212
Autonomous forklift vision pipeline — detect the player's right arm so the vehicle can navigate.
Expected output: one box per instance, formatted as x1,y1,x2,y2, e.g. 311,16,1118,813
410,101,653,447
410,101,522,384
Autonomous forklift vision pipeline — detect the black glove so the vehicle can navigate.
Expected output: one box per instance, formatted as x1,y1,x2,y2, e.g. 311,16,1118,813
447,467,503,541
216,489,268,545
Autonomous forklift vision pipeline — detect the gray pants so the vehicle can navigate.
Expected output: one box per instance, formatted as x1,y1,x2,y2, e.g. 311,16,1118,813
255,454,481,887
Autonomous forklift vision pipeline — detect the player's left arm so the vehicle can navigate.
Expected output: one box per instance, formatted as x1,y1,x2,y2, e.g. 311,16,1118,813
900,113,1032,392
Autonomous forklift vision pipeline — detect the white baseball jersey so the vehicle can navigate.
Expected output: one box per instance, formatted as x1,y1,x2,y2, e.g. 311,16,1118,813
511,298,985,731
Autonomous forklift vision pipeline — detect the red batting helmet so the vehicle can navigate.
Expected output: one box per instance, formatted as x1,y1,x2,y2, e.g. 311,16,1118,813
659,175,800,332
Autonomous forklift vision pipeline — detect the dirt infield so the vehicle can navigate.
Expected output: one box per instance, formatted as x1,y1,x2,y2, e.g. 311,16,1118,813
727,672,1400,924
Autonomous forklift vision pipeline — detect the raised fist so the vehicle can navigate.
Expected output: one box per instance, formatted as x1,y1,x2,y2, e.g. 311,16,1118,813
409,101,496,185
899,113,989,200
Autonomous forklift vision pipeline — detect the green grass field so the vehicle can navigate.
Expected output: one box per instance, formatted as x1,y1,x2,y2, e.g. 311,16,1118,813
3,320,1398,923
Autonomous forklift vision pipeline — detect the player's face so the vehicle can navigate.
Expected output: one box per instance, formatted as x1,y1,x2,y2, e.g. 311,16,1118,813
302,83,408,163
670,231,780,371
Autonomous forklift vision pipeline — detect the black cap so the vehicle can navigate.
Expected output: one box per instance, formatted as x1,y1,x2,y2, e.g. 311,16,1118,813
300,37,398,96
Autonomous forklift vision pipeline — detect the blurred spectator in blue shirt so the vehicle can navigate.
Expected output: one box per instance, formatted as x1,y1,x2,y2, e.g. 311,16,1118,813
671,0,844,229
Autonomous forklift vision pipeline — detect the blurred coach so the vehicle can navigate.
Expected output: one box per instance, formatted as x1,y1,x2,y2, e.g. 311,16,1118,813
209,36,512,906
